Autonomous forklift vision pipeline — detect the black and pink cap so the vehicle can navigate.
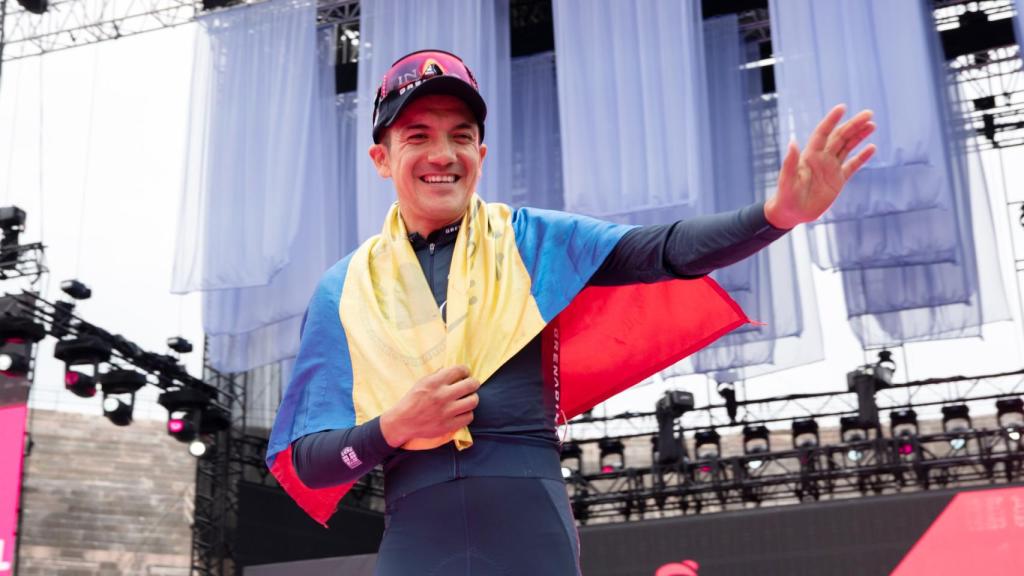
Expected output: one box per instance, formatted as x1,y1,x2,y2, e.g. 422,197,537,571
371,49,488,143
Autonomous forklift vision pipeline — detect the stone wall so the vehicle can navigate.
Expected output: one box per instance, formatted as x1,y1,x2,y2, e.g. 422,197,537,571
16,409,195,576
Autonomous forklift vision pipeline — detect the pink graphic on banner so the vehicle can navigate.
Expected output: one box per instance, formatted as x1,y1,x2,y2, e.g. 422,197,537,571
0,404,27,575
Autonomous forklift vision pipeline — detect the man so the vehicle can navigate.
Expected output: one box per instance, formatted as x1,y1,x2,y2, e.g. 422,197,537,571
267,50,875,575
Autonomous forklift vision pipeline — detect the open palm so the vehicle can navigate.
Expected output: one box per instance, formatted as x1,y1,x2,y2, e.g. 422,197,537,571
766,104,877,229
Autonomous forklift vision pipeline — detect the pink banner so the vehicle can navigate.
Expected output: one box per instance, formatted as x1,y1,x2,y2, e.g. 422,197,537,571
0,404,27,576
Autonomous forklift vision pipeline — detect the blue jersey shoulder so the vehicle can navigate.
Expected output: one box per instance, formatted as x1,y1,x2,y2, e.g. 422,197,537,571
511,207,634,322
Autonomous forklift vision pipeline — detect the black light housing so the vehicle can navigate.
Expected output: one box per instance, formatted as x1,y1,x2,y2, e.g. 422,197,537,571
64,370,97,398
560,441,582,478
598,438,625,472
98,369,147,395
15,0,48,15
102,395,133,426
996,397,1023,429
54,336,112,366
60,279,92,300
941,404,971,433
167,337,193,354
694,429,721,460
840,415,869,442
890,408,918,438
791,418,820,449
743,424,770,455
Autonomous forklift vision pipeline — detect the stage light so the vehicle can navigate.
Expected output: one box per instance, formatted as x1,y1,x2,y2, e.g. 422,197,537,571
840,416,869,442
0,348,29,374
743,424,770,454
59,279,92,300
64,370,97,398
942,404,971,450
189,439,208,458
0,206,26,270
743,424,770,470
655,390,693,465
560,441,582,477
598,438,624,473
54,336,112,366
167,415,198,443
890,408,918,438
847,449,863,462
717,382,738,424
847,358,893,429
998,398,1024,445
167,336,193,354
14,0,48,14
98,369,147,395
694,429,720,460
102,395,133,426
791,418,819,449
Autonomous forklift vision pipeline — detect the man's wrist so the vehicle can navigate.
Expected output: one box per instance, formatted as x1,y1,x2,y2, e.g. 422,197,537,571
763,196,799,230
379,408,408,448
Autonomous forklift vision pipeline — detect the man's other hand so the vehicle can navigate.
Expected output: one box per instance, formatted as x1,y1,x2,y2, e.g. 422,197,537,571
379,365,481,448
765,104,877,229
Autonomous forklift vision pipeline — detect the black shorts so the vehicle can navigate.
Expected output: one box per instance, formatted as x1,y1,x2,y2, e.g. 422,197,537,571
375,476,581,576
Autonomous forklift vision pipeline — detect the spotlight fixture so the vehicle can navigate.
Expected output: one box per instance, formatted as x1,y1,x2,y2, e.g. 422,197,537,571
743,424,770,470
167,337,193,354
98,369,147,395
560,442,582,478
0,348,30,374
694,429,721,460
847,359,893,429
64,370,97,398
655,390,693,465
840,415,869,442
941,404,971,450
890,408,918,438
59,279,92,300
54,336,112,366
996,398,1023,440
598,438,625,473
0,206,26,270
168,415,198,443
102,395,133,426
791,418,819,449
717,382,738,424
189,439,209,458
15,0,49,15
891,408,918,457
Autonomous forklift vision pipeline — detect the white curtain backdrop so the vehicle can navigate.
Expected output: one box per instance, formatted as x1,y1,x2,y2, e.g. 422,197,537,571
510,52,564,210
771,0,1009,346
172,0,318,293
551,0,710,225
199,23,358,372
355,0,513,241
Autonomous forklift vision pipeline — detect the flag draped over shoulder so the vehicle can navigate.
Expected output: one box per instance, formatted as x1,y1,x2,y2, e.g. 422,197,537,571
266,196,749,526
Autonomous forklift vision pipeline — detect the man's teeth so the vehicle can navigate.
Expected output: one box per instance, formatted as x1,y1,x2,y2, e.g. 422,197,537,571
421,175,458,183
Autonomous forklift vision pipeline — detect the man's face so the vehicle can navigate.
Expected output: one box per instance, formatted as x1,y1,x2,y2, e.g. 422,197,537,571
369,94,487,235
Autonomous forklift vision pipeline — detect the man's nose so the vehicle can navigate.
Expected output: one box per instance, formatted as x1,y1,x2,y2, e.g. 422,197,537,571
426,138,457,165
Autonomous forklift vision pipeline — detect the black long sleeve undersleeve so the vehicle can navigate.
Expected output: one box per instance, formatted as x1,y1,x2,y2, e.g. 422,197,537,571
589,200,790,286
292,416,396,489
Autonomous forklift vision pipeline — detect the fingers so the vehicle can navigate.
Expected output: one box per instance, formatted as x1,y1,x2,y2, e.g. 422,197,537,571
842,144,877,181
838,121,876,162
445,376,481,401
448,392,479,417
806,104,847,152
779,138,800,185
825,109,874,157
428,364,471,387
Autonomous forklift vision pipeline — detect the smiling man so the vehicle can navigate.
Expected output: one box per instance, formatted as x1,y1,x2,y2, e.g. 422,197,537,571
266,50,875,575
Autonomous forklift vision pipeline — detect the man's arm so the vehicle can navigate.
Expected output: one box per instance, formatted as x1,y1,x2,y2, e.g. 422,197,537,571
292,417,395,488
589,200,789,285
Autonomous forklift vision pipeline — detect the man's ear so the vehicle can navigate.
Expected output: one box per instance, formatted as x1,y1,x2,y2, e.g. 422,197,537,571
368,143,391,179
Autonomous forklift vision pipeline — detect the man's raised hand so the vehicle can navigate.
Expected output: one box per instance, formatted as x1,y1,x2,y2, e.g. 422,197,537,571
765,104,877,230
380,365,481,448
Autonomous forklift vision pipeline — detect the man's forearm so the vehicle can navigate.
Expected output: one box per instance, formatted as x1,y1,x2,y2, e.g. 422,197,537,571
589,200,790,285
292,416,396,488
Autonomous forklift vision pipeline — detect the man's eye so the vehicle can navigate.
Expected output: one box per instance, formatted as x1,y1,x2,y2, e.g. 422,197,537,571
455,134,473,142
408,134,427,141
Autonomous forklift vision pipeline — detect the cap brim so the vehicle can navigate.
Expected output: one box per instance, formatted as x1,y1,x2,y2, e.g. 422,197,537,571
373,76,487,143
